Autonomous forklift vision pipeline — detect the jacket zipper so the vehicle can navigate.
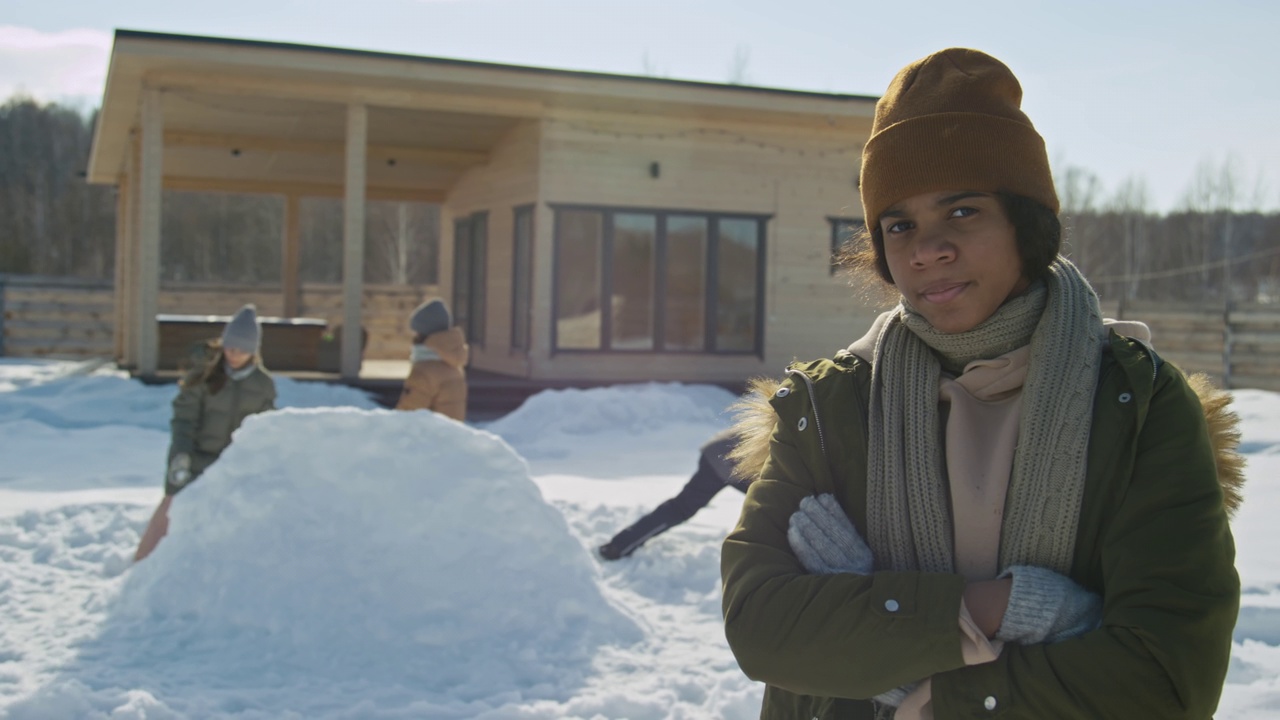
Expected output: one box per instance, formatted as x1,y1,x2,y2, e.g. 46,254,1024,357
785,367,828,465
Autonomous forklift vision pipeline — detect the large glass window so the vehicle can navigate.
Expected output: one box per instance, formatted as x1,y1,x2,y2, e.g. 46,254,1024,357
664,216,707,351
716,218,761,353
511,205,534,352
611,213,656,350
552,205,767,354
554,210,604,350
452,212,487,348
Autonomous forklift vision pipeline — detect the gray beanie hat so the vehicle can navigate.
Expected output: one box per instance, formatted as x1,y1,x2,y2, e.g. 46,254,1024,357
409,299,451,337
221,304,261,353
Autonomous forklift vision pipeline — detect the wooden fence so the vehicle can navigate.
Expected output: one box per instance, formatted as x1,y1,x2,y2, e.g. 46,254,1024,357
0,274,436,364
1098,299,1280,391
3,275,1279,390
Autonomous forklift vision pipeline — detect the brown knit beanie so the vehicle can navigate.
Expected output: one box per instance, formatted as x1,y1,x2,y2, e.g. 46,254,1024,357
860,48,1059,226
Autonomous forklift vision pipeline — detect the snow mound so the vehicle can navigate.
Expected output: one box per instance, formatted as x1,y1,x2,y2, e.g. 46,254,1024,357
113,408,638,705
273,375,380,411
0,366,378,432
0,374,176,431
489,382,737,460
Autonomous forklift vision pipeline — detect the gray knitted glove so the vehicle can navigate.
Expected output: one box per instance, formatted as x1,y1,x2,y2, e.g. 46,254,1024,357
787,494,874,575
788,494,910,706
873,680,919,709
167,453,193,488
995,565,1103,644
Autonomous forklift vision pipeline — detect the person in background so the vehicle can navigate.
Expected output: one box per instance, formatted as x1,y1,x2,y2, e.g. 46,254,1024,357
598,427,747,561
721,48,1241,718
395,298,469,421
134,304,277,562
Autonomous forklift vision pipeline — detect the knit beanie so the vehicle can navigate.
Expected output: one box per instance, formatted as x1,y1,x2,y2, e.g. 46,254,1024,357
859,48,1059,226
409,299,451,338
220,304,261,353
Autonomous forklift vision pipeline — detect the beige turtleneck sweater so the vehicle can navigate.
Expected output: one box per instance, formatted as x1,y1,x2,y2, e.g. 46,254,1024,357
896,320,1152,719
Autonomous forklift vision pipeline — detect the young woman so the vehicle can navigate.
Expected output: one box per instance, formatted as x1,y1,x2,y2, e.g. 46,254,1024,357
721,48,1241,719
395,298,469,421
134,304,277,562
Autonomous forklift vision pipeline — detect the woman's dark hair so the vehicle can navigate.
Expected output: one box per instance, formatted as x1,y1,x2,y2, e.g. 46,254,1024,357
835,192,1061,287
179,339,230,394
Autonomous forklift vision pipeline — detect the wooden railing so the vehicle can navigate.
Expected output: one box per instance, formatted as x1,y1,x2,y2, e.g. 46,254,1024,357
1100,299,1280,390
0,274,436,364
3,275,1279,390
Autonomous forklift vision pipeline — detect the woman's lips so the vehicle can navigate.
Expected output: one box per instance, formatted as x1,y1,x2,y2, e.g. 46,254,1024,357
919,282,968,304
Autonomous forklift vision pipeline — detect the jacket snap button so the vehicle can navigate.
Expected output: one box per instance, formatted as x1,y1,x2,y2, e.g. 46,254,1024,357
797,417,808,431
884,599,899,612
776,387,790,397
984,695,997,711
1118,392,1132,403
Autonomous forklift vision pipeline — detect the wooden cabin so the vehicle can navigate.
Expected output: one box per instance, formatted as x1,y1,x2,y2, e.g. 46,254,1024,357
88,30,883,385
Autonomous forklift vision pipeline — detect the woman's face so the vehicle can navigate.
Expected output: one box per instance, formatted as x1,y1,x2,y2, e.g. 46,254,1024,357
880,190,1030,334
224,347,253,370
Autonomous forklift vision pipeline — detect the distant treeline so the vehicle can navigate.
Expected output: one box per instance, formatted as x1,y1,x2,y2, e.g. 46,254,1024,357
0,97,438,286
2,96,1277,302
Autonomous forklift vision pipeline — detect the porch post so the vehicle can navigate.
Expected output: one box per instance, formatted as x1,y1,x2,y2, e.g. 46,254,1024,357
136,88,164,375
282,194,302,318
341,104,368,379
112,168,130,363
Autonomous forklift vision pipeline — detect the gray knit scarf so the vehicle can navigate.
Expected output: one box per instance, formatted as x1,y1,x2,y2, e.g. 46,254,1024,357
866,256,1106,576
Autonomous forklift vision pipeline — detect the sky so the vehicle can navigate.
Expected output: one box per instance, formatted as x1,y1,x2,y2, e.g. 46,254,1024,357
2,0,1278,213
1,358,1280,718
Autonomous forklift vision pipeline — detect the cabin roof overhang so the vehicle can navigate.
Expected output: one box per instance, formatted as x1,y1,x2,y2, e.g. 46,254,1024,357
88,30,879,193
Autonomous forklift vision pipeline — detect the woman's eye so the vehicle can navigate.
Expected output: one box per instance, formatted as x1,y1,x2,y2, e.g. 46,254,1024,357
885,220,912,234
949,206,977,218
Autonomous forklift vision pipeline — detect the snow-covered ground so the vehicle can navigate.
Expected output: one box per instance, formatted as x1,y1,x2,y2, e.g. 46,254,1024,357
0,358,1277,719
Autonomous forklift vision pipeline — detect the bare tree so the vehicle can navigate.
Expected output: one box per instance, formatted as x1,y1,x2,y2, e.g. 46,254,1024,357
640,50,667,78
1180,156,1244,300
366,201,439,285
1055,164,1104,276
1108,176,1151,302
727,45,752,85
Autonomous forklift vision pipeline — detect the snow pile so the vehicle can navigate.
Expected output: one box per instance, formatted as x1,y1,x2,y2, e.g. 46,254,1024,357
1232,389,1280,455
273,376,381,411
74,408,639,715
488,382,737,464
0,372,176,431
0,363,377,433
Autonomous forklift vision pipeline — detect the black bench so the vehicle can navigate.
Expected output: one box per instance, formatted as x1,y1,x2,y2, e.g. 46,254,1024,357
157,313,328,371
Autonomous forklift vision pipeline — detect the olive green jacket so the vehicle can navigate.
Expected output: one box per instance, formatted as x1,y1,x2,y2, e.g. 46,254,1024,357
721,332,1240,719
168,364,276,481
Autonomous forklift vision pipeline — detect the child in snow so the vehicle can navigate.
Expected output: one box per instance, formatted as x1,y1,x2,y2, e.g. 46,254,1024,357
134,304,277,562
395,298,469,421
598,427,748,560
721,48,1242,718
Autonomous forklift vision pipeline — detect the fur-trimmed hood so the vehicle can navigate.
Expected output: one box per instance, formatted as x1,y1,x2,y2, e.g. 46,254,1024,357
727,361,1246,518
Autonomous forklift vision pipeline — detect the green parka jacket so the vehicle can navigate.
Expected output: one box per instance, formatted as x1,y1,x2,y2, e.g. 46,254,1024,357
168,358,276,483
721,332,1240,719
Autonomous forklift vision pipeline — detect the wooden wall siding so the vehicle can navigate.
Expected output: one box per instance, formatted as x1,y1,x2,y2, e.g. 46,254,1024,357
1098,300,1280,391
0,276,434,362
0,277,115,358
442,120,540,377
531,115,873,381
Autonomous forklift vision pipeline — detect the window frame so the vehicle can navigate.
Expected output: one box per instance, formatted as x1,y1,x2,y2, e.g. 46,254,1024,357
510,204,534,353
828,216,866,275
549,203,770,357
452,211,488,348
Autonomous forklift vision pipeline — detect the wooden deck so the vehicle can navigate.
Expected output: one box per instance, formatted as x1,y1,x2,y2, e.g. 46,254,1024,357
137,361,727,421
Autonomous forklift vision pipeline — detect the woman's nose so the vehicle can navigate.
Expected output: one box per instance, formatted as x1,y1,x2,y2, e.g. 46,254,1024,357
911,228,956,268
